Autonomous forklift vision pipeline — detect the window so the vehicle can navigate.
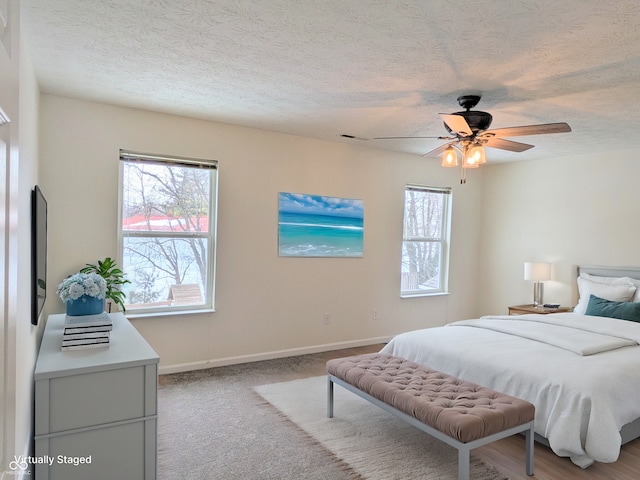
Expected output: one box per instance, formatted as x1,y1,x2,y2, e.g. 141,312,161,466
118,150,218,314
400,185,451,296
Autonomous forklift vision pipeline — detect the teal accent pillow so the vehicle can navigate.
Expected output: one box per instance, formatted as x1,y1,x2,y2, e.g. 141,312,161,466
585,294,640,322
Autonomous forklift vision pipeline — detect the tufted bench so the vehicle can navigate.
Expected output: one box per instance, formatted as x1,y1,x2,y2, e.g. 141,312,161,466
326,353,535,480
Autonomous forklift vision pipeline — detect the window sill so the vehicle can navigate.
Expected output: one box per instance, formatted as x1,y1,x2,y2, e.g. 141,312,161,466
400,291,450,299
125,308,215,319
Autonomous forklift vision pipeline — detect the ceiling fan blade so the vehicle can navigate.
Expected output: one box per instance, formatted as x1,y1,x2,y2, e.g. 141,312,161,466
421,142,454,158
374,135,451,140
439,114,473,136
341,134,452,141
484,137,535,152
340,134,371,141
484,122,571,138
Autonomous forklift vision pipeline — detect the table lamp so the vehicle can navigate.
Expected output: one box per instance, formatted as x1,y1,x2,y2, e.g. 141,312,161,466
524,262,551,307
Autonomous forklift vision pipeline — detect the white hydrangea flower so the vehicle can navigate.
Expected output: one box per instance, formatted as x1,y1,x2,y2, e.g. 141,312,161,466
56,272,107,302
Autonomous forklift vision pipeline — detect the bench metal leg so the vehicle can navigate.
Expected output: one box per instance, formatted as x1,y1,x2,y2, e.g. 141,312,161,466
458,447,470,480
327,376,334,418
525,423,535,475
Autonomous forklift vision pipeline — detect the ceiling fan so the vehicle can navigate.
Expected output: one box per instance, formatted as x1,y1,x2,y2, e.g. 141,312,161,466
345,95,571,183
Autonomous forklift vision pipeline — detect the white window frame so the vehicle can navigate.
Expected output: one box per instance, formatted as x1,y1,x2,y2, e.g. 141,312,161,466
118,150,218,316
400,184,452,297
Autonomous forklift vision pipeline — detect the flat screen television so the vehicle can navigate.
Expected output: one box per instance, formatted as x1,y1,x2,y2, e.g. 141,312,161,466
31,185,47,325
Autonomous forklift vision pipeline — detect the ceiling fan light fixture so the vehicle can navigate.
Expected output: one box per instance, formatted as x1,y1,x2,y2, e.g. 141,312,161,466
465,145,486,167
441,146,458,167
463,160,480,169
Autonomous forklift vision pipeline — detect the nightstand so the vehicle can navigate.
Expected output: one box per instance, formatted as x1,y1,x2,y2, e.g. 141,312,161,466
508,304,572,315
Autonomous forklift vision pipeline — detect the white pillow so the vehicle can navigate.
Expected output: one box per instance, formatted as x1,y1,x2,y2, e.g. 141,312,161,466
574,277,636,314
580,273,640,302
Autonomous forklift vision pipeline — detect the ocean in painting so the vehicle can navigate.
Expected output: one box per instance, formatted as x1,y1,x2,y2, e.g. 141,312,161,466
278,193,364,257
278,212,364,257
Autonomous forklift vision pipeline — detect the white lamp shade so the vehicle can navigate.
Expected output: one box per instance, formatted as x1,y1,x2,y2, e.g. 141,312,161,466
524,262,551,281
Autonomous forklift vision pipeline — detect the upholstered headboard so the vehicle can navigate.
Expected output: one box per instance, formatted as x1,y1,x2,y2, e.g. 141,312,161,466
578,265,640,281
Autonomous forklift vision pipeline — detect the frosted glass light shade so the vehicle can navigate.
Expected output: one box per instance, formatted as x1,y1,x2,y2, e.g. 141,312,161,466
441,146,458,167
524,262,551,281
466,145,486,166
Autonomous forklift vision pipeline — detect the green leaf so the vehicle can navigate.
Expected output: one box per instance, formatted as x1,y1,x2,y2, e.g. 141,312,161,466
80,257,131,311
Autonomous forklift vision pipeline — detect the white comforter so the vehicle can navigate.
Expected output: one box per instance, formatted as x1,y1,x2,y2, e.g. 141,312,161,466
380,313,640,468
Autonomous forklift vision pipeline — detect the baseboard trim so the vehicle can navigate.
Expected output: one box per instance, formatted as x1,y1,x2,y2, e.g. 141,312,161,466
158,336,392,375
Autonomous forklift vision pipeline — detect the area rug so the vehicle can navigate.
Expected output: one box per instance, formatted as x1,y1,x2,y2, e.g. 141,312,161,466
255,376,507,480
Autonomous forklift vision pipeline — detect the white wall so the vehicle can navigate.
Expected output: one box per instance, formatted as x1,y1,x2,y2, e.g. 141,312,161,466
14,29,42,469
39,95,484,372
0,0,43,473
478,152,640,316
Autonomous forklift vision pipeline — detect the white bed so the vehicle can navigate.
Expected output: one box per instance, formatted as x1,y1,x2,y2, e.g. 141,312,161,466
380,265,640,468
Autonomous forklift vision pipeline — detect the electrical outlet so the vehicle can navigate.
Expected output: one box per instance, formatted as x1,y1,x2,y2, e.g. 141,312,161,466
323,313,331,325
372,309,379,320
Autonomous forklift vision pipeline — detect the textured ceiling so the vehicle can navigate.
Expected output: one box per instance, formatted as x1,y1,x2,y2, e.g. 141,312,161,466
20,0,640,162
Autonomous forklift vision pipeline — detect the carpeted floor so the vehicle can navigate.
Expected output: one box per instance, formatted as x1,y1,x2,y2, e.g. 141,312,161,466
157,345,506,479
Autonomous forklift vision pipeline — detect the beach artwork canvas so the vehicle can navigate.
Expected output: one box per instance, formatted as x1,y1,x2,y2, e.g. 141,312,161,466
278,193,364,257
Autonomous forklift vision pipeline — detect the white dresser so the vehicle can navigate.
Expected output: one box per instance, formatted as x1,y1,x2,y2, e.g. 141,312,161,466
34,313,159,480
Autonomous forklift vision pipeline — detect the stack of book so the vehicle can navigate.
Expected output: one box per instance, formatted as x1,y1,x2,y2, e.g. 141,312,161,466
62,312,113,351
